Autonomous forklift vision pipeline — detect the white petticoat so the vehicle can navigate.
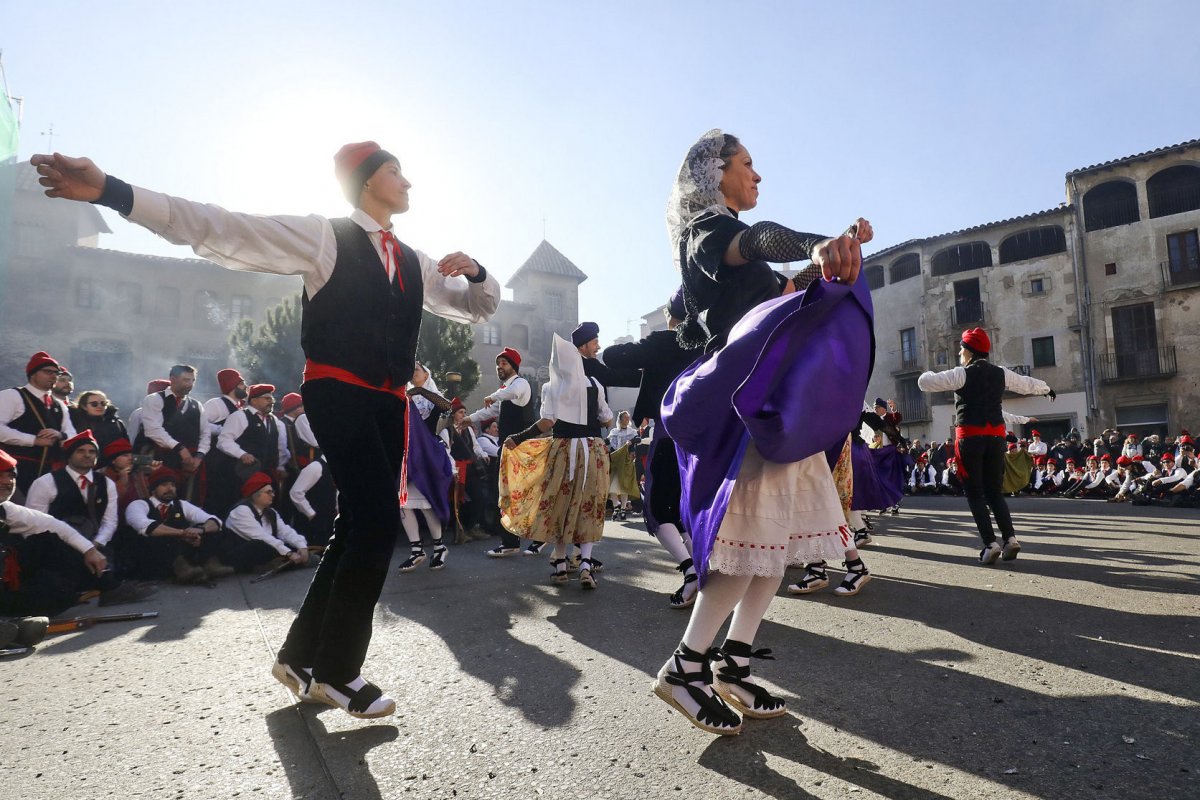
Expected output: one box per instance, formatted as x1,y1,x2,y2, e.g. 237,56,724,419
709,444,851,576
400,483,432,510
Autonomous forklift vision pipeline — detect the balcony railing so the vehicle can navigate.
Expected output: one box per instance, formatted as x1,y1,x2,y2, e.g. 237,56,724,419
1098,346,1177,382
951,300,985,325
893,355,921,374
1162,258,1200,288
897,398,931,422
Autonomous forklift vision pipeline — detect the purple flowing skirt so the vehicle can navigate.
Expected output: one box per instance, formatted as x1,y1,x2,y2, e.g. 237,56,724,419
401,404,453,523
850,441,906,510
661,276,875,585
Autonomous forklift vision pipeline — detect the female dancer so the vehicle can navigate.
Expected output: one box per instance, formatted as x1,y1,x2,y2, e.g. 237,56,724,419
653,130,874,735
607,411,640,520
502,334,612,590
397,366,454,571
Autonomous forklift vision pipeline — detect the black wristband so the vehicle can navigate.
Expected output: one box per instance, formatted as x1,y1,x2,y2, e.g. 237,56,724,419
466,262,488,284
90,174,135,217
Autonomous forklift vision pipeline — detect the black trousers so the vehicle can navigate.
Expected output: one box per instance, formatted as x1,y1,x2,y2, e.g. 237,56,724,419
280,380,406,684
956,436,1015,545
119,528,227,580
0,532,117,617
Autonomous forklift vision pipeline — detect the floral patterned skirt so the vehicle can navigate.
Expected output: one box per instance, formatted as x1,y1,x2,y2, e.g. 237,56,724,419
500,436,610,545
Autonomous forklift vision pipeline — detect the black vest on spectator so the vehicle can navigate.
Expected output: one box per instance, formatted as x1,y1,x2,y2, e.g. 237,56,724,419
150,498,189,530
447,429,476,461
49,468,109,539
301,218,424,387
6,388,65,462
496,381,534,440
135,390,203,452
234,410,280,472
953,360,1006,428
281,415,319,468
233,500,279,538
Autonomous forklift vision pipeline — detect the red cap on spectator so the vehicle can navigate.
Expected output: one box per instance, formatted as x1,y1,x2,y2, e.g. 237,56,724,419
248,384,275,399
241,472,274,497
1181,435,1194,446
0,447,17,472
451,398,466,413
26,351,60,377
1031,430,1040,437
148,467,180,489
1161,452,1175,461
497,348,522,370
62,429,98,456
1007,443,1017,451
1116,455,1132,466
1100,453,1112,461
960,328,990,355
103,438,133,460
217,368,244,395
280,392,304,414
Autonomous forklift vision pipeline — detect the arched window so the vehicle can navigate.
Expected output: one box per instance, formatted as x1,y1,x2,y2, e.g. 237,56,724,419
888,253,921,283
999,226,1066,264
1147,164,1200,218
930,242,992,277
1083,181,1139,231
865,264,885,290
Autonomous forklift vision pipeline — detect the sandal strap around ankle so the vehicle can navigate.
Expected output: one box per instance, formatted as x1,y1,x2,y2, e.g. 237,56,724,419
550,558,567,574
326,679,385,714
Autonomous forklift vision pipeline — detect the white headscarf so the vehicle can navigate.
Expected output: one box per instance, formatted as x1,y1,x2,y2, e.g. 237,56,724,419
665,128,735,266
407,363,441,421
539,334,589,425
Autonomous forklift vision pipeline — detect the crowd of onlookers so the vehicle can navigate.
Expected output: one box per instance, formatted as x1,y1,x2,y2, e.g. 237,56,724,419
896,427,1200,507
0,354,340,629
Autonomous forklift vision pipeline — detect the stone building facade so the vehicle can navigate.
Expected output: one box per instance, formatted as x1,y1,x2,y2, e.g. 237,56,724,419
864,138,1200,443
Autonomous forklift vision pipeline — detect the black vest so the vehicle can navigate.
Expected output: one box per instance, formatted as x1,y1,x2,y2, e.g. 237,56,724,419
6,388,65,463
954,360,1006,428
234,409,280,471
49,468,109,539
149,498,189,530
496,379,534,440
301,218,424,387
234,500,279,538
135,390,203,452
447,428,476,461
552,383,603,439
281,415,319,467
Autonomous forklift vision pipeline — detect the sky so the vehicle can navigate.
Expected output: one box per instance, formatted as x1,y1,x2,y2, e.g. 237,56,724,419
4,0,1200,345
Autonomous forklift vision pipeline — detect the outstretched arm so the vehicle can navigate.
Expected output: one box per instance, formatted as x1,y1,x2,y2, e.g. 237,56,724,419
724,218,873,284
33,152,332,285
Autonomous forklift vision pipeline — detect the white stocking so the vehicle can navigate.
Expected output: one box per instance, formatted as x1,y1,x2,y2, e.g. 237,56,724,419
654,523,691,564
400,510,422,547
422,510,444,545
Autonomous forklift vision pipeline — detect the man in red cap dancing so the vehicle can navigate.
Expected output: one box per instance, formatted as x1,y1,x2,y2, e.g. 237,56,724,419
918,329,1055,564
33,141,500,719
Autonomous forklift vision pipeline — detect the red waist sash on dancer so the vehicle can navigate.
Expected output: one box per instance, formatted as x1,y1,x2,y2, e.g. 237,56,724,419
954,423,1007,480
302,360,411,502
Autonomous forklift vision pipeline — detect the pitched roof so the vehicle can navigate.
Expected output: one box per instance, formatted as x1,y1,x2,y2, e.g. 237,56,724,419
505,240,588,288
1067,138,1200,177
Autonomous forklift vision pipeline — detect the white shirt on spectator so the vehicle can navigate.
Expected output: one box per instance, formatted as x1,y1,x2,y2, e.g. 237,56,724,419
140,391,211,455
0,384,77,447
25,466,119,546
125,496,218,536
1,500,93,554
289,459,331,520
218,409,290,465
225,503,307,555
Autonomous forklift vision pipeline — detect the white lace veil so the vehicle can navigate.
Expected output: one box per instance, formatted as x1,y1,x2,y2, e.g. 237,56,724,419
665,128,735,266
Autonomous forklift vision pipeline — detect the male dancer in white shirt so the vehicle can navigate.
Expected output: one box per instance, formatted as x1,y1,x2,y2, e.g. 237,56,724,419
34,142,500,719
